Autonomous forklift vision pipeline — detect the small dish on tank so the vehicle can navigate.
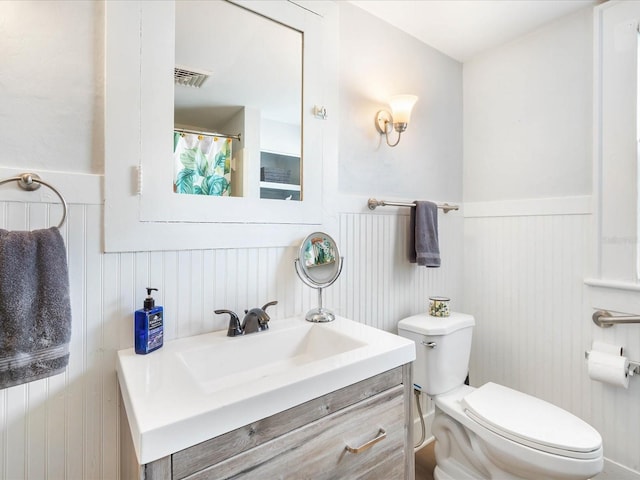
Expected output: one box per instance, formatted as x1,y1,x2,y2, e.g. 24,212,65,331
429,296,450,317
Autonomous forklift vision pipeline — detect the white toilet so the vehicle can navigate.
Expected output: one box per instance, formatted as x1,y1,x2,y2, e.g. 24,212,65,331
398,312,603,480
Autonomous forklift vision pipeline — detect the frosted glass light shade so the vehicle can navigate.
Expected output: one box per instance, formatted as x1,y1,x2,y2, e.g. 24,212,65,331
389,95,418,124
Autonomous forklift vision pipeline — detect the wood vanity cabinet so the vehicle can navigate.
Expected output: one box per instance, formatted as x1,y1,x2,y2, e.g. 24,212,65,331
121,364,414,480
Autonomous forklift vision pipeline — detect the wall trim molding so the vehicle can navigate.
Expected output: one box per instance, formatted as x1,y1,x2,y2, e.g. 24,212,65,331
585,278,640,293
0,182,593,221
0,167,102,205
464,195,592,218
585,280,640,318
333,194,592,218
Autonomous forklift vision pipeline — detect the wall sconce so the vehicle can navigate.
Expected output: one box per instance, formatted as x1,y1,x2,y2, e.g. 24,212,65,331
375,95,418,147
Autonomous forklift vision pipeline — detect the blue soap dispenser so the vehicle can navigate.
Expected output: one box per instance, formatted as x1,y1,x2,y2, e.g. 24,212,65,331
135,287,164,354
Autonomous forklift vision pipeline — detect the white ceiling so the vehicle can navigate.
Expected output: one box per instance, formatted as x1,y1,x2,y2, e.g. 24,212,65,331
349,0,602,62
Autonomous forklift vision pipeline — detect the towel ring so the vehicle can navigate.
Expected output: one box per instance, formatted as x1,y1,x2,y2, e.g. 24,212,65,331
0,173,68,229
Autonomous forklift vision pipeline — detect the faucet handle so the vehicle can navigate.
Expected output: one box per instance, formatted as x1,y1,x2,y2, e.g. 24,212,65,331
215,309,243,337
258,301,278,330
261,300,278,312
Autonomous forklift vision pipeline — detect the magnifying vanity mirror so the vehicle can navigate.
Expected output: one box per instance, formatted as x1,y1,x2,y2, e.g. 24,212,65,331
294,232,343,322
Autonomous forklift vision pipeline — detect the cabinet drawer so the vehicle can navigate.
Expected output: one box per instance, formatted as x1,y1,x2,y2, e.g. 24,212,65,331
187,385,406,480
173,367,403,478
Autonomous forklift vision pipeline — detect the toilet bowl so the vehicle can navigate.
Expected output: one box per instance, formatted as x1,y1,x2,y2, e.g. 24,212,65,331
398,312,603,480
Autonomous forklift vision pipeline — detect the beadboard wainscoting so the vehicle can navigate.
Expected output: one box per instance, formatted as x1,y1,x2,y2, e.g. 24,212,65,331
464,213,592,414
464,202,640,476
337,210,463,331
0,199,463,479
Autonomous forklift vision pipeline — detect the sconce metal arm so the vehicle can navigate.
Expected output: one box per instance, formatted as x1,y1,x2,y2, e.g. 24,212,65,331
375,110,403,147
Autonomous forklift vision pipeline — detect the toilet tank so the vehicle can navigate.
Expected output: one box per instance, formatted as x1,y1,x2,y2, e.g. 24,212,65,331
398,312,475,396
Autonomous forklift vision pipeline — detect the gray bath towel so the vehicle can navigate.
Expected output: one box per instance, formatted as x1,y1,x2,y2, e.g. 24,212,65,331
0,227,71,389
408,201,440,267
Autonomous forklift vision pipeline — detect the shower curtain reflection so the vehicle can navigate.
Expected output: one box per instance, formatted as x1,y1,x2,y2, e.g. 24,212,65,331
174,132,232,196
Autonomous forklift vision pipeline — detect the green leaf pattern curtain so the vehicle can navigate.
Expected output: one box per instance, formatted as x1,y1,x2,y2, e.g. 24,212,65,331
174,132,232,196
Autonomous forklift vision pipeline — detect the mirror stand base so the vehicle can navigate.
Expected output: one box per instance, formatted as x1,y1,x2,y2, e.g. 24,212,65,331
305,307,335,323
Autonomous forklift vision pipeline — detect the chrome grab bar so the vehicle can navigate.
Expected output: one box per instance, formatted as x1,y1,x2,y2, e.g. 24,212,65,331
592,310,640,328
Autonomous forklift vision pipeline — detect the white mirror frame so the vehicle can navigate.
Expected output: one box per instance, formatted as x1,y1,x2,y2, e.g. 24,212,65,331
104,0,323,252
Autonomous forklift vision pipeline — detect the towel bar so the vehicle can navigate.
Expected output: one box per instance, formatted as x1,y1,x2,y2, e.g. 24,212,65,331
0,172,67,229
368,198,459,213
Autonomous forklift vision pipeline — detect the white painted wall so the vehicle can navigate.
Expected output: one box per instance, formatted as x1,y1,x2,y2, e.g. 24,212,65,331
463,6,640,476
338,2,463,202
0,1,104,175
0,1,463,478
463,7,593,202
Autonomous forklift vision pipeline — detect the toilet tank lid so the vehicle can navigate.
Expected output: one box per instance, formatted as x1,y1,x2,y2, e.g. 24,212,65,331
398,312,475,335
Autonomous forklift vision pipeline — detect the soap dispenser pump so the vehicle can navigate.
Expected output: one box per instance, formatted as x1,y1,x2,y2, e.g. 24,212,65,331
135,287,164,355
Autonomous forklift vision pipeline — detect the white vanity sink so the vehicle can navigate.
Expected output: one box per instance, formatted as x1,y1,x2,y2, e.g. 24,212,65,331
177,321,367,394
117,316,415,465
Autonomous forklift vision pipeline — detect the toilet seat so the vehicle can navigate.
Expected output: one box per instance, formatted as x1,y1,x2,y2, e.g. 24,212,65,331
435,385,604,480
461,382,602,460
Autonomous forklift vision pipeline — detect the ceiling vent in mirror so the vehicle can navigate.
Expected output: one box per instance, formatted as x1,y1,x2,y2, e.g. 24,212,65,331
174,65,211,88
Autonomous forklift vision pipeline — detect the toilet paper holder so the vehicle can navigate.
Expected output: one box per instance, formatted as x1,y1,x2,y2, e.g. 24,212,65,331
584,351,640,377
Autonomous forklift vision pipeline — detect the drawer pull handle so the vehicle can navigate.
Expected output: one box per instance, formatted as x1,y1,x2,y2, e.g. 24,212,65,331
345,428,387,454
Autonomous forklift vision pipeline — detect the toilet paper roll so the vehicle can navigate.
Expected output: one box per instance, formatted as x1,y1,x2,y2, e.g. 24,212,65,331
588,350,629,388
591,340,623,356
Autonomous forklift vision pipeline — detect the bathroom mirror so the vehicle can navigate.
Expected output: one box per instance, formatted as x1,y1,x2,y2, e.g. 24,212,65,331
104,0,325,252
174,0,303,200
294,232,343,322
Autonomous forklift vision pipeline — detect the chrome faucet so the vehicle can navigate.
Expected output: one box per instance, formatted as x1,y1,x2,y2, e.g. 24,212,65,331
215,300,278,337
